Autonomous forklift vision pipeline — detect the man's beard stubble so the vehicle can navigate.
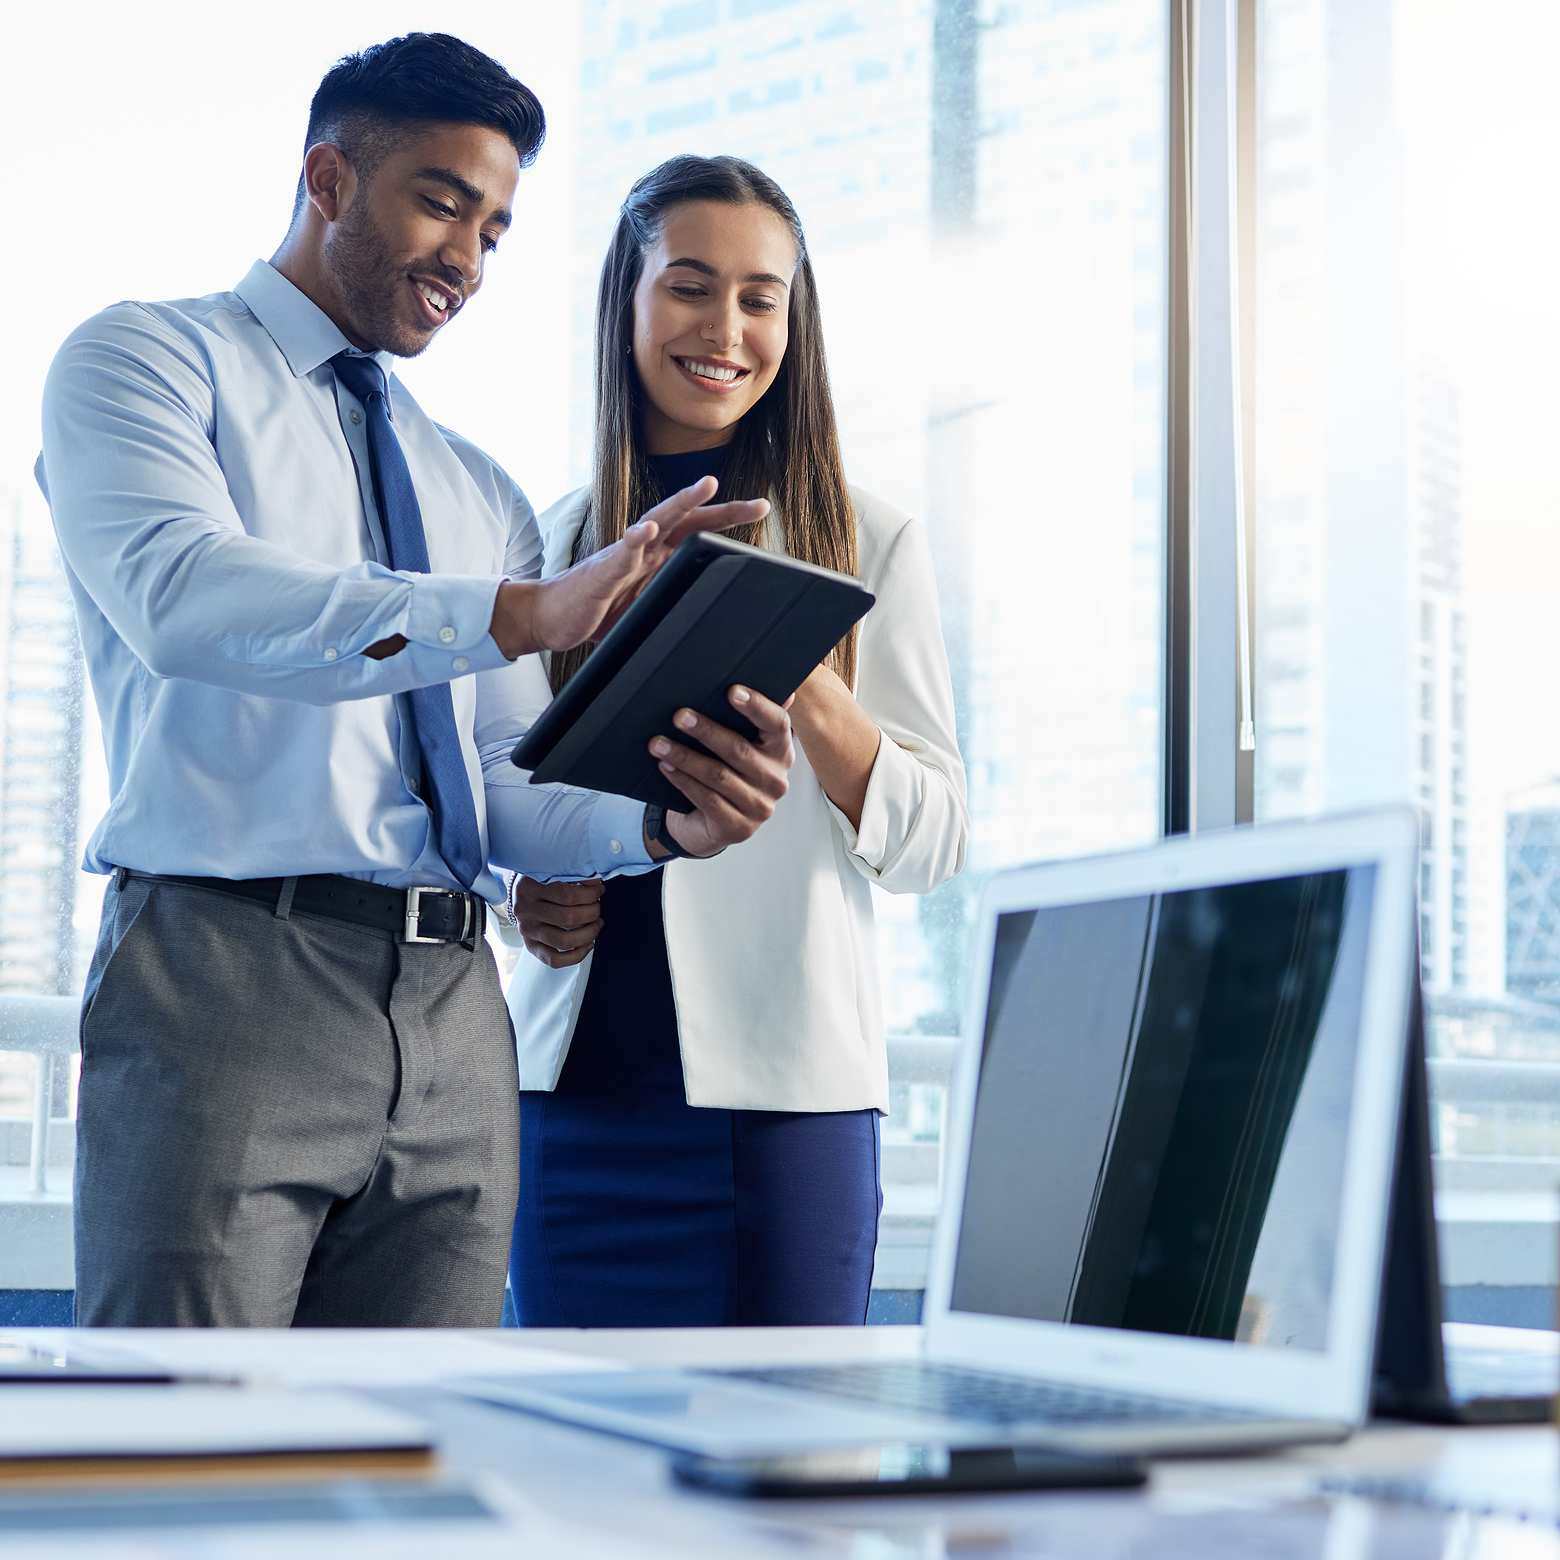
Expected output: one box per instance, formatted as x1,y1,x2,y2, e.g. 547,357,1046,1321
325,203,429,359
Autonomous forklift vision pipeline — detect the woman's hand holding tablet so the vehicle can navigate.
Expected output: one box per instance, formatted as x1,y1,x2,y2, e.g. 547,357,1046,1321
649,685,795,858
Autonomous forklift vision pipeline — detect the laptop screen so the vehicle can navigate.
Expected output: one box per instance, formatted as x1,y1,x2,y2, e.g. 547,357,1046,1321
950,866,1378,1353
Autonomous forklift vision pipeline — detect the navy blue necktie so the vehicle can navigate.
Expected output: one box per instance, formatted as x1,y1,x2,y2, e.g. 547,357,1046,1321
333,352,484,890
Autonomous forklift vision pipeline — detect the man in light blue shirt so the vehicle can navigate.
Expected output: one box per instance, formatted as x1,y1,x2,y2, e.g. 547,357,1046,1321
37,32,794,1327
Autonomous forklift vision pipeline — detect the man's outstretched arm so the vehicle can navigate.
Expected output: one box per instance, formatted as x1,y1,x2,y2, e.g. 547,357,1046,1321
42,305,769,703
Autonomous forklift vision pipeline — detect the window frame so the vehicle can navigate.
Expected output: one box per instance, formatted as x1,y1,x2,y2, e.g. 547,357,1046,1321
1166,0,1259,837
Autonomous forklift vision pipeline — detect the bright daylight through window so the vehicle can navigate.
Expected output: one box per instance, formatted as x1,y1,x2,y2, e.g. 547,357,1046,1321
1253,0,1560,1326
0,1,1166,1308
3,0,1550,1333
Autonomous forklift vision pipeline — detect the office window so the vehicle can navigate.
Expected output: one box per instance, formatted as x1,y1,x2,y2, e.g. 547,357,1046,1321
571,1,1167,1293
571,0,1167,1041
0,1,1167,1304
1252,0,1560,1326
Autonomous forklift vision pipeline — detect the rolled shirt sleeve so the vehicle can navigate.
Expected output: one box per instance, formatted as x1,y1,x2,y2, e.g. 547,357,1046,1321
824,516,969,895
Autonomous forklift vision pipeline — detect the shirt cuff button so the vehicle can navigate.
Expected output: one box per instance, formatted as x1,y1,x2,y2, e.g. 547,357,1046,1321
438,626,457,644
323,647,339,662
452,656,470,673
609,839,624,855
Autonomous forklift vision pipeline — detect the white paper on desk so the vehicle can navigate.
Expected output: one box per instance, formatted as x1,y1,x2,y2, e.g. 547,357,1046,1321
0,1387,427,1458
9,1330,620,1390
0,1477,539,1560
3,1533,525,1560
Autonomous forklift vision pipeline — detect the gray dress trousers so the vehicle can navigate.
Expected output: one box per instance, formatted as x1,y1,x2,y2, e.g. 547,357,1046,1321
72,874,519,1327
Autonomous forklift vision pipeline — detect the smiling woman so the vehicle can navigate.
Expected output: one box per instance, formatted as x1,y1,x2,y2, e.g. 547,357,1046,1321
552,155,859,695
504,154,970,1330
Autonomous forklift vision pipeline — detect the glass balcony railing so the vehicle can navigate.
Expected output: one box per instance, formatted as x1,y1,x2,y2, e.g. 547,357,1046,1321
3,994,1556,1318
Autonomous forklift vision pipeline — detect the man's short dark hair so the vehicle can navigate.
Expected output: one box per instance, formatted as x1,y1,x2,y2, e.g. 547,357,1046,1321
292,33,545,218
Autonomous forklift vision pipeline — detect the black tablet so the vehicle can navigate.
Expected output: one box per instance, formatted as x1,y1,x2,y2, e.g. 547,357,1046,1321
511,533,874,812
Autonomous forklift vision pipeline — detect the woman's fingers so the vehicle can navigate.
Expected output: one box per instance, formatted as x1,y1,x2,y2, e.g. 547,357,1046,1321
728,684,791,739
645,685,795,853
655,761,750,841
653,736,771,815
652,729,780,803
651,694,793,800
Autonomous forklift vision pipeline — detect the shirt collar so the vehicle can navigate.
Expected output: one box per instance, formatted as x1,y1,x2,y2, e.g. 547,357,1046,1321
233,259,396,380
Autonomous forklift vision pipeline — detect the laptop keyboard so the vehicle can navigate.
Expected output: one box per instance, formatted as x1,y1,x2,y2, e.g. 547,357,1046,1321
711,1362,1258,1427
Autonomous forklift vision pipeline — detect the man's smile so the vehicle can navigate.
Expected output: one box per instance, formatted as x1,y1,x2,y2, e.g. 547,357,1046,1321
410,274,461,328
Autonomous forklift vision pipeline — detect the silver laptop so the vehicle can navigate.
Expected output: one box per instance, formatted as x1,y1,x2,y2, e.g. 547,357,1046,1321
463,809,1420,1458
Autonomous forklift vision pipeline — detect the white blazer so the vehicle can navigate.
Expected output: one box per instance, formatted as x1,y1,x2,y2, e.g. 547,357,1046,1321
503,484,969,1113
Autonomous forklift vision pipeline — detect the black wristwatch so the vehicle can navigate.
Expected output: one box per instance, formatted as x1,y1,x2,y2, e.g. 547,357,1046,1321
644,802,698,861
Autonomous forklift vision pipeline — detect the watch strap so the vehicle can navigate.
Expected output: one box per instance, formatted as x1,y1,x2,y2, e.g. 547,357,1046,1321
645,802,696,861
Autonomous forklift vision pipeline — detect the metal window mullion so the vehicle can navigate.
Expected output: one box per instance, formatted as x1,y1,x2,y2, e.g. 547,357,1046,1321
1189,0,1247,832
1164,0,1194,838
1235,0,1259,824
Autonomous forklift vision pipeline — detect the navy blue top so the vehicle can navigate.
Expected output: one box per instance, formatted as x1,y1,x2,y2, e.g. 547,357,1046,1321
556,444,731,1100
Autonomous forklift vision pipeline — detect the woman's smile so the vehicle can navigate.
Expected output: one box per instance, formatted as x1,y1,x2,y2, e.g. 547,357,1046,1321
671,354,752,393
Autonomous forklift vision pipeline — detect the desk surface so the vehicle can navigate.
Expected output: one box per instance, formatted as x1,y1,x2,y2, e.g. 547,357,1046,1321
2,1325,1555,1558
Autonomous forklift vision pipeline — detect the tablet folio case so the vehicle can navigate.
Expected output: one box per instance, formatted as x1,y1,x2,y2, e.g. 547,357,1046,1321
511,536,874,812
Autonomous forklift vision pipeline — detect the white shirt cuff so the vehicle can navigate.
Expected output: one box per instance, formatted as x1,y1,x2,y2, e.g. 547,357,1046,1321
405,574,508,661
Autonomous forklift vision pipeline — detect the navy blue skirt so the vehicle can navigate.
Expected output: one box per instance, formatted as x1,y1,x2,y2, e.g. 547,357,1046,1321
509,870,881,1327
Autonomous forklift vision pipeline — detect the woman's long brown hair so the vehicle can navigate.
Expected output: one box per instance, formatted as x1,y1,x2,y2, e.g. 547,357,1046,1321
548,154,859,694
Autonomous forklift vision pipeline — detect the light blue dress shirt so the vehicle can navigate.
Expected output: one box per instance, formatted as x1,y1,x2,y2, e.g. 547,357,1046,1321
37,259,653,901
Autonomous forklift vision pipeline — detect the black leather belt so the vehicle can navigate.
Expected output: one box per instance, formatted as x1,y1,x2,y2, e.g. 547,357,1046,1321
121,870,486,945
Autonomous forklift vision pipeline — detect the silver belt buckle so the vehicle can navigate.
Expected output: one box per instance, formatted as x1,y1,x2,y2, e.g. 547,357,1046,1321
402,884,472,944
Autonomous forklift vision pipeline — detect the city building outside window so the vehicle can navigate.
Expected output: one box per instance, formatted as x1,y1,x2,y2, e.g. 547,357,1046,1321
1252,0,1560,1327
0,2,1170,1312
